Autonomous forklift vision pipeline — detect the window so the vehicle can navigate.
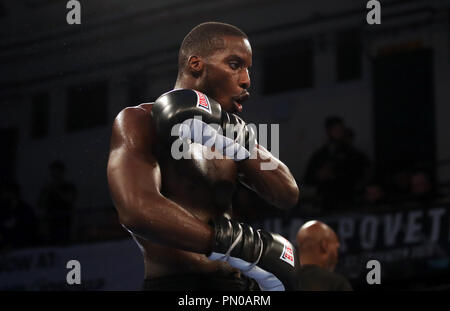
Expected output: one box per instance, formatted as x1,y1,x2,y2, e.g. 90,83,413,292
31,92,50,139
0,2,6,18
128,72,148,106
0,128,18,179
66,81,108,132
262,39,314,95
336,28,362,81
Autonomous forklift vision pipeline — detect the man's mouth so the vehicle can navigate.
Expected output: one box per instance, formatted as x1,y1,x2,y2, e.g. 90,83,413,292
233,100,243,113
232,92,250,113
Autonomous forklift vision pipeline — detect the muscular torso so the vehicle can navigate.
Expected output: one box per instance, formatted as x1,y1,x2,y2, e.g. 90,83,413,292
136,103,240,278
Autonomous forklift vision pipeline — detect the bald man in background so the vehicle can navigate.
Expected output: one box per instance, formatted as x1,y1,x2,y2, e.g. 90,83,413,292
295,220,353,291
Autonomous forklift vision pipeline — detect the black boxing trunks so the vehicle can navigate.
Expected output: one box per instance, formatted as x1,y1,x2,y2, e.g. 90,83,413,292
142,273,261,291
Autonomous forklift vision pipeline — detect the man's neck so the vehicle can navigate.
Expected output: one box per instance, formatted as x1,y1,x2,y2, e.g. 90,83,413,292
175,75,197,90
300,257,327,270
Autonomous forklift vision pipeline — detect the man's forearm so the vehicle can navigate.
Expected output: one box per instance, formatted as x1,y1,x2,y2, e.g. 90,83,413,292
116,192,214,254
237,144,299,210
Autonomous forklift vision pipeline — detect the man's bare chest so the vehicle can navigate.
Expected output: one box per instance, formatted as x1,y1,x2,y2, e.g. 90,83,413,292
159,142,238,210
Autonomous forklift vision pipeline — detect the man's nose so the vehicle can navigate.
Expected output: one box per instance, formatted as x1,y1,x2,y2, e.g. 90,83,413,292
239,69,251,89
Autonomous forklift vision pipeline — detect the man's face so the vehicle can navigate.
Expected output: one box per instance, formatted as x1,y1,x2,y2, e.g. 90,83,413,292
411,173,432,194
328,123,345,141
200,36,252,113
50,167,65,181
365,185,384,203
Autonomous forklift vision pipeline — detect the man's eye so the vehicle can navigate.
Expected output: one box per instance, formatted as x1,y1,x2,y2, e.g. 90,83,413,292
229,62,239,70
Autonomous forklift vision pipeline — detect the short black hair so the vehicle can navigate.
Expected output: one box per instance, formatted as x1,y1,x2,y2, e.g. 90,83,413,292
177,22,248,76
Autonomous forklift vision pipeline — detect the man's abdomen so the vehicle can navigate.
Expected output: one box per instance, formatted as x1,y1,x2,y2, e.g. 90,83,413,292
142,142,239,277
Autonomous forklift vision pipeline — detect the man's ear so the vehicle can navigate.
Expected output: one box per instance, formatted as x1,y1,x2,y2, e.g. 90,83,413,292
188,55,204,77
319,239,328,253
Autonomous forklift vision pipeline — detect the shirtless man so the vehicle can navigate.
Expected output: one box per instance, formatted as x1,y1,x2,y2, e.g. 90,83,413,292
107,22,299,291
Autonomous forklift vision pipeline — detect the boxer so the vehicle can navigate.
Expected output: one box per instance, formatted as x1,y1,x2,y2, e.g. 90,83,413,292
107,22,299,291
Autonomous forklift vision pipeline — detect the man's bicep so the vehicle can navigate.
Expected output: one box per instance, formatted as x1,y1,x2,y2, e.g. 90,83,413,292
108,145,162,213
107,107,162,216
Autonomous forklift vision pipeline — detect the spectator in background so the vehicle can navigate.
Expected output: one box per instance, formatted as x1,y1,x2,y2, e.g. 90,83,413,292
357,181,388,210
0,180,39,251
407,170,436,207
295,220,353,291
387,168,412,204
386,167,439,208
38,160,77,246
343,127,372,189
303,116,371,212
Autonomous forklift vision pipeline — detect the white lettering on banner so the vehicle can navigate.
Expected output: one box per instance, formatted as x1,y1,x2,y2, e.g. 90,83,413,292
405,210,424,244
342,243,439,279
267,206,449,255
0,256,33,273
360,244,437,265
428,207,446,242
0,240,143,290
360,216,378,250
365,248,410,263
383,213,403,247
410,244,435,259
338,217,355,253
0,252,56,274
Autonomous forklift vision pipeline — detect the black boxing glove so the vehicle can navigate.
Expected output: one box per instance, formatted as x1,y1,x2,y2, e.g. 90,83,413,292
222,112,258,160
207,216,298,291
151,89,257,161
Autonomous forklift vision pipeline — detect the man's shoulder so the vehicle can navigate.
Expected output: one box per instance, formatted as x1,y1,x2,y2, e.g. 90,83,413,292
299,265,339,280
110,103,157,152
115,103,153,121
298,264,326,274
112,103,156,132
331,272,353,291
297,265,353,291
317,269,353,291
137,102,155,113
